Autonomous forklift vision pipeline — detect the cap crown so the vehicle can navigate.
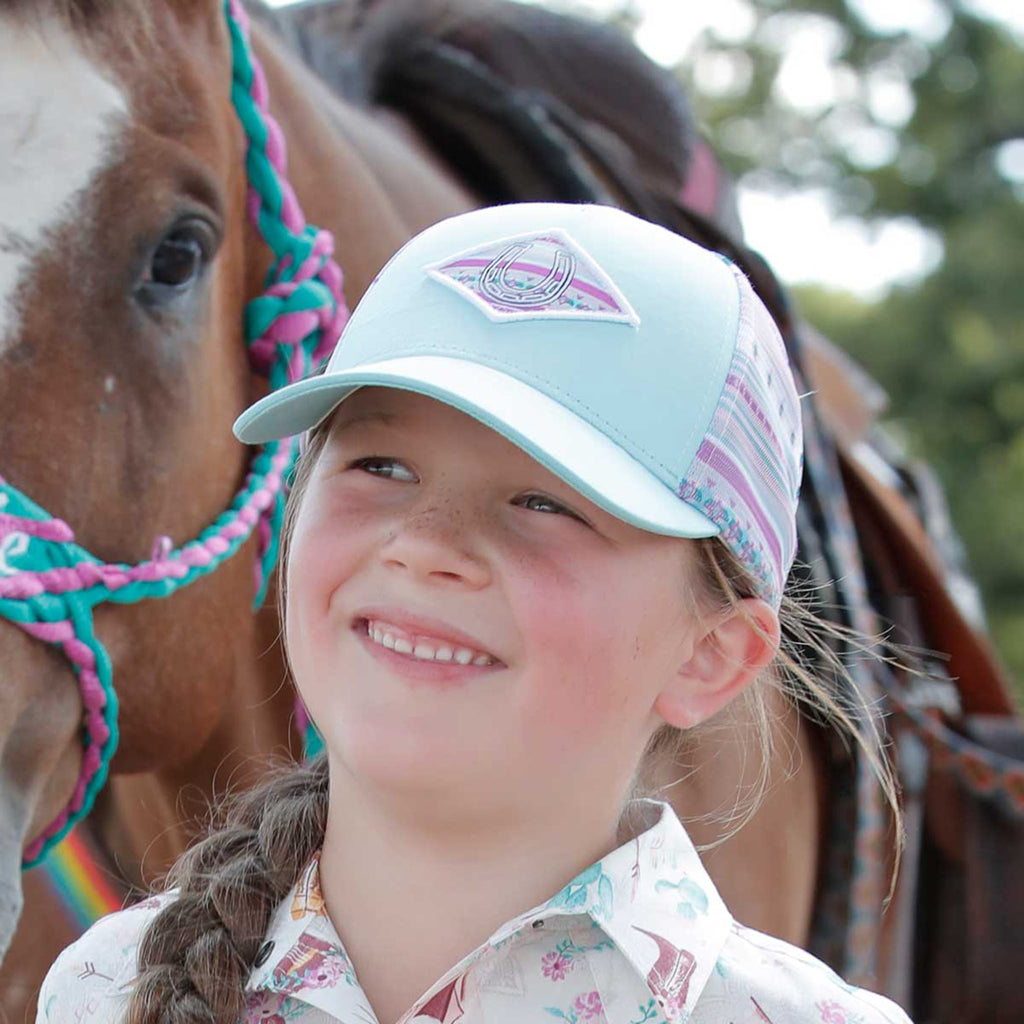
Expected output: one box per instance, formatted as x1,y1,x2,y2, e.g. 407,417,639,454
325,204,803,603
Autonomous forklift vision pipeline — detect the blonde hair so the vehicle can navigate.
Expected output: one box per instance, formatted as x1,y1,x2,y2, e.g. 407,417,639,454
126,425,903,1023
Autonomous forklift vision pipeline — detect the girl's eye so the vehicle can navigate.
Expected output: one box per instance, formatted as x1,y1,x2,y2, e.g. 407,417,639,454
350,457,418,482
516,493,587,524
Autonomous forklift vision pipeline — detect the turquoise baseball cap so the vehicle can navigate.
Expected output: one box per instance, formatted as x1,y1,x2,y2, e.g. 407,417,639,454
234,203,803,606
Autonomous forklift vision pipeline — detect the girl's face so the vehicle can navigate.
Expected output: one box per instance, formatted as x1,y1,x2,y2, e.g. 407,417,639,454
286,388,709,825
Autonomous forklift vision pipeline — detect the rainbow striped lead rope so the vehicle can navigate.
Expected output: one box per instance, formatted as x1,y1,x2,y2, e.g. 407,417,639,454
40,827,124,931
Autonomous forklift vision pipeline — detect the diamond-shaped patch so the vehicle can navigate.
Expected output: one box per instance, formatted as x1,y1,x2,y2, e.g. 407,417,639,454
425,228,639,326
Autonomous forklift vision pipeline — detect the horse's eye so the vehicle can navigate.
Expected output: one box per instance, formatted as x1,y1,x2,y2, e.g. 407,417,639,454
138,218,217,304
150,231,204,287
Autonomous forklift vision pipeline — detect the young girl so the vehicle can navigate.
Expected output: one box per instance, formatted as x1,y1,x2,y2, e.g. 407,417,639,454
37,203,911,1024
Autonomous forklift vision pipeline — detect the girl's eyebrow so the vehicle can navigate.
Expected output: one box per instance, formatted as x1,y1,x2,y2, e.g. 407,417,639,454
329,410,403,438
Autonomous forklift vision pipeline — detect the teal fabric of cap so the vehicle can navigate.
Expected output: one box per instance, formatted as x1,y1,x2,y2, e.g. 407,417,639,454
234,203,803,606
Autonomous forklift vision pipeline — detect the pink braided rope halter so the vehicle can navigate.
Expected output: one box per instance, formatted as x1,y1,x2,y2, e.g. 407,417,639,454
2,0,349,867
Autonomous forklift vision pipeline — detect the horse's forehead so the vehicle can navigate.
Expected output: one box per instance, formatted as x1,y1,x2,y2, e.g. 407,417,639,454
0,15,128,353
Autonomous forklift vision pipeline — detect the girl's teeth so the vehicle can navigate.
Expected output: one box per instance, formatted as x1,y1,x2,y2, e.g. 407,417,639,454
366,621,493,666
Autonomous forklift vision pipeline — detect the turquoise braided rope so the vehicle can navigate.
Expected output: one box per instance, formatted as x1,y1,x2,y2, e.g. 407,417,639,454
227,0,342,758
7,438,290,866
5,0,346,867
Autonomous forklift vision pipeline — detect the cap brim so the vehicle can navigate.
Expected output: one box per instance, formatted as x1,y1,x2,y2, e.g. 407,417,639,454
233,356,719,540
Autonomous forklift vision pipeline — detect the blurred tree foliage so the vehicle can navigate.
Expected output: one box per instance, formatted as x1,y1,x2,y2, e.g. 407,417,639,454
598,0,1024,693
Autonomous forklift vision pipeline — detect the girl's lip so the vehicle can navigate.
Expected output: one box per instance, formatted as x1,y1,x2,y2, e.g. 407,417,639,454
351,606,501,662
353,619,503,685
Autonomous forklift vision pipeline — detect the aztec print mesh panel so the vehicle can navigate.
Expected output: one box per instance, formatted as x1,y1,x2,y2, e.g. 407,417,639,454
677,264,804,607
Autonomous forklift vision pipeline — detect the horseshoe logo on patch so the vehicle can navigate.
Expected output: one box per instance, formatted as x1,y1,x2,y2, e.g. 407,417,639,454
478,240,576,309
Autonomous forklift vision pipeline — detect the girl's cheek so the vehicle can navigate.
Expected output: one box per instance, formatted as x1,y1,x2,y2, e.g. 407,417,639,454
287,490,384,614
505,547,626,720
502,540,586,626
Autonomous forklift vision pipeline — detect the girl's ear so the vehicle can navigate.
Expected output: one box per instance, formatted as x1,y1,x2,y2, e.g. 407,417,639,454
654,599,780,730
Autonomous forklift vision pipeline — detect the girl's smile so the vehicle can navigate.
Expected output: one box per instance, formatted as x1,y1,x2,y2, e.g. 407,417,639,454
352,607,504,688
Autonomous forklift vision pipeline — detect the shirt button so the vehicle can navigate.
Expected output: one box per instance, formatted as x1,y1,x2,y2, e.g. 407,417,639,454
532,919,544,930
253,940,274,968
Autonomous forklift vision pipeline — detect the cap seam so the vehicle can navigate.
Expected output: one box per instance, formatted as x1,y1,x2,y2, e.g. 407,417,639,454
678,263,746,462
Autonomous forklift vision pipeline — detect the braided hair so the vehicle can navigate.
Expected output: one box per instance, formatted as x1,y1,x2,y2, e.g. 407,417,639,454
124,754,329,1024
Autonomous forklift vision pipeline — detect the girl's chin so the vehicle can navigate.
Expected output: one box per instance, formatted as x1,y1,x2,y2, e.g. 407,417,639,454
327,720,483,774
324,720,494,787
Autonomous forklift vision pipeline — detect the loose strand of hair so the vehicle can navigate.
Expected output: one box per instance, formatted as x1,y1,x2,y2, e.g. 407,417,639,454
702,540,906,888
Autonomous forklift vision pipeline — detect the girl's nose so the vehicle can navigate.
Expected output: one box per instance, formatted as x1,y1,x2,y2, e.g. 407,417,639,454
379,500,491,589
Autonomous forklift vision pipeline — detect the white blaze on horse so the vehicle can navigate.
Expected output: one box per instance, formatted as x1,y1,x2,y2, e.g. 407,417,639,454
0,18,128,351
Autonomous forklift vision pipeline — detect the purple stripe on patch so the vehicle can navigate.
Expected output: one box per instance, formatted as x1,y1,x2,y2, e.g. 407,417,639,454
696,439,783,571
440,258,623,310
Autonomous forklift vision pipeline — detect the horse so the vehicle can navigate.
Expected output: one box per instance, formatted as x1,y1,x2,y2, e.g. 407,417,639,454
0,2,1018,1022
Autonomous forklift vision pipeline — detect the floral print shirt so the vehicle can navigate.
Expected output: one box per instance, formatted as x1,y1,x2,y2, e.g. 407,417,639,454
37,801,912,1024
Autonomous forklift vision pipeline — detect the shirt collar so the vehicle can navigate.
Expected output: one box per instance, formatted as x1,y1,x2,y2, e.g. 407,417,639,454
246,855,376,1022
525,800,734,1022
247,801,733,1024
